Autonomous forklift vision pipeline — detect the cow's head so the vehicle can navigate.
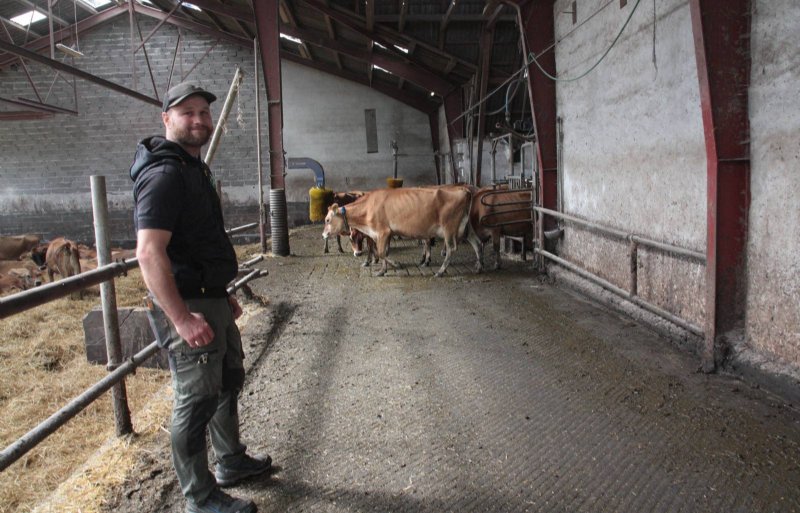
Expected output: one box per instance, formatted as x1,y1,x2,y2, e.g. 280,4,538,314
322,203,346,240
349,229,364,256
30,243,48,268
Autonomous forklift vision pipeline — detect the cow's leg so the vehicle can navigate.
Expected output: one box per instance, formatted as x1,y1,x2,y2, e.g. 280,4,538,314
419,239,432,266
336,234,344,253
362,237,379,266
521,233,528,261
374,233,391,276
493,229,502,270
435,236,456,277
464,225,484,274
323,237,330,254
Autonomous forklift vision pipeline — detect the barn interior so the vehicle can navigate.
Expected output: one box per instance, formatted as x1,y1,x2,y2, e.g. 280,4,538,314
0,0,799,511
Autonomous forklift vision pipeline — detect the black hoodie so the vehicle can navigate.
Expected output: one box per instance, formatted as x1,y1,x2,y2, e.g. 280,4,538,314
130,136,237,298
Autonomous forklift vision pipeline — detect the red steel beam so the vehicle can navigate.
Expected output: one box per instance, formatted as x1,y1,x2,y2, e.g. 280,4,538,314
174,0,253,24
279,25,453,95
253,0,286,190
282,52,436,114
299,0,460,93
518,0,557,227
0,111,54,120
0,4,128,69
689,0,751,372
132,3,252,48
0,39,161,107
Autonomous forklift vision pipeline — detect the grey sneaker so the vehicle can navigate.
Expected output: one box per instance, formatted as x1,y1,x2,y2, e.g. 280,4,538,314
215,454,272,487
186,487,256,513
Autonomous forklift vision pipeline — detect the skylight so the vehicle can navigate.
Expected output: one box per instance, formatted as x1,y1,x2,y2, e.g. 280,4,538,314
81,0,113,8
394,45,409,54
184,3,203,11
10,10,46,27
280,33,302,44
372,64,392,75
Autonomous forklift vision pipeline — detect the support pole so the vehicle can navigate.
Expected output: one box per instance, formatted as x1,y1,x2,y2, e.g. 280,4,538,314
205,67,243,166
254,0,289,256
255,38,266,253
689,0,751,372
90,176,132,436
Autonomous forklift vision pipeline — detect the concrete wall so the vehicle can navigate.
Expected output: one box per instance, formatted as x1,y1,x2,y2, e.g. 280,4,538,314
552,0,707,329
0,14,437,246
551,0,800,377
745,0,800,369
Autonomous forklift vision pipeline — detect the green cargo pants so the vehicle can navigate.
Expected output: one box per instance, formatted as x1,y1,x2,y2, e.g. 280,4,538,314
147,296,248,505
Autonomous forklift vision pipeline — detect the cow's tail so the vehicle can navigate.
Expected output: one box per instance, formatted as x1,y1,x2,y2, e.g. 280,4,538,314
460,188,485,273
457,188,474,242
68,244,81,276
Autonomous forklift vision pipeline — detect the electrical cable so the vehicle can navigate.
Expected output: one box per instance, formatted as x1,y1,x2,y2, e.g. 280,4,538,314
450,0,643,125
526,0,643,82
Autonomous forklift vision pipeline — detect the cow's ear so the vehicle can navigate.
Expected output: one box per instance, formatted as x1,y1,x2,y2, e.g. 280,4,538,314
330,203,339,211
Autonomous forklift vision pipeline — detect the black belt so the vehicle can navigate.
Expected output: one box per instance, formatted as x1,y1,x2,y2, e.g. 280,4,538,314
178,285,228,299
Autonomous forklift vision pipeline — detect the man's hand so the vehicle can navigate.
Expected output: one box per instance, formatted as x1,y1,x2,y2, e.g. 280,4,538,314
175,312,215,348
228,295,243,320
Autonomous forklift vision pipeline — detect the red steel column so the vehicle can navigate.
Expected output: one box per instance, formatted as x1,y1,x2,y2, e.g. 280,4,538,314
253,0,285,190
519,0,557,228
689,0,751,372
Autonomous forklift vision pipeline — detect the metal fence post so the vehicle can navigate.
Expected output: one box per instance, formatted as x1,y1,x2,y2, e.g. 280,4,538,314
90,175,133,436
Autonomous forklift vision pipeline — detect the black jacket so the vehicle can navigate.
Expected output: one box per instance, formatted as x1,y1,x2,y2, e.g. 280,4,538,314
130,136,237,298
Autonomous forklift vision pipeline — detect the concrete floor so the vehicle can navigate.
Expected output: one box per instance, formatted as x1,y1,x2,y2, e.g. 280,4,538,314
107,225,800,513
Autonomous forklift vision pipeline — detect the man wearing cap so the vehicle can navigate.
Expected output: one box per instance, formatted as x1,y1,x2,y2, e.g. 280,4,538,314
130,81,270,513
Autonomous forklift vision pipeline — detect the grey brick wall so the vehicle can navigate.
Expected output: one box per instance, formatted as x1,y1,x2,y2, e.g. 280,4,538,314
0,14,436,246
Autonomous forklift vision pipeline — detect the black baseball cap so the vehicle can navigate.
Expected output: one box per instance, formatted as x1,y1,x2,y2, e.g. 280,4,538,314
162,81,217,112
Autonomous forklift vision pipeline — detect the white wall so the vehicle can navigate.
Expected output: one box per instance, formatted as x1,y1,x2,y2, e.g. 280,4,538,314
553,0,707,327
282,61,437,202
745,0,800,367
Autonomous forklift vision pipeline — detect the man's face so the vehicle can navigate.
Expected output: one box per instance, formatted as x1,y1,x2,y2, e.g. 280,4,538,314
161,95,214,152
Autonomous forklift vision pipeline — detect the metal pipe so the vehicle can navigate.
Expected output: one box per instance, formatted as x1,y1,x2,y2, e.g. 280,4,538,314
227,222,258,235
0,270,266,473
91,176,132,436
241,254,264,268
0,259,137,320
629,239,638,297
205,67,243,166
536,248,703,336
0,222,258,319
534,206,706,261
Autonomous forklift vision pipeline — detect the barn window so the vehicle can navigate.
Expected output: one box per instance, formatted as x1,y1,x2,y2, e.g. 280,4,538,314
365,109,378,154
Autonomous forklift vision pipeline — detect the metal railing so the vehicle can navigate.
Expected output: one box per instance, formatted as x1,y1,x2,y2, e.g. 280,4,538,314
534,206,705,336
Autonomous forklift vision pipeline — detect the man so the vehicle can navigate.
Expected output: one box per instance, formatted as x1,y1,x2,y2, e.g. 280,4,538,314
130,81,270,513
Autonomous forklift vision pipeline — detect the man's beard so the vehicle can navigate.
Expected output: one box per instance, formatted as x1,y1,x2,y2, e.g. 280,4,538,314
172,125,211,148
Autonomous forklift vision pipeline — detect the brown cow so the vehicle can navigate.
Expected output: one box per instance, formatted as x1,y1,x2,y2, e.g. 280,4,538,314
323,187,482,277
40,238,83,299
324,191,367,254
470,187,534,270
0,234,40,260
